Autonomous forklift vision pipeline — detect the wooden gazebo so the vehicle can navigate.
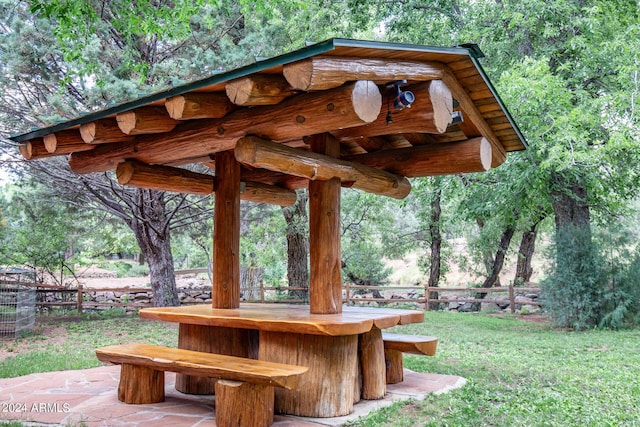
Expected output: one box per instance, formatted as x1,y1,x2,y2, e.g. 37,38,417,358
12,39,526,423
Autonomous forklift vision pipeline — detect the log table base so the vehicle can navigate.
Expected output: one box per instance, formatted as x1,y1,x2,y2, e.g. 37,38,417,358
259,331,358,417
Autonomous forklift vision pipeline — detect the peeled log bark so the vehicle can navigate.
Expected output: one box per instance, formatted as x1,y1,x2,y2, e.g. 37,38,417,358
235,136,411,199
115,160,296,206
165,93,236,120
116,106,179,135
116,161,215,195
18,139,57,160
226,74,296,106
212,151,241,309
332,80,453,140
359,327,386,399
259,331,358,417
118,364,164,404
43,130,96,154
284,56,445,91
308,134,342,315
343,137,492,177
441,68,506,167
80,119,134,144
68,81,382,174
215,380,274,427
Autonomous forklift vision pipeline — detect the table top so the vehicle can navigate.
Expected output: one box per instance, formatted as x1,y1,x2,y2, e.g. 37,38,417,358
139,303,424,336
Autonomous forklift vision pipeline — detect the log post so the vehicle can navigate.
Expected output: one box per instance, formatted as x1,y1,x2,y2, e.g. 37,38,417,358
259,331,358,417
384,349,404,384
118,364,164,404
77,284,83,314
212,150,241,309
215,380,274,427
308,134,342,314
359,327,386,399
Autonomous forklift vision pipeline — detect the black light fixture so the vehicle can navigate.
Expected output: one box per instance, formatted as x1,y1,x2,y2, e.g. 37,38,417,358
385,80,415,124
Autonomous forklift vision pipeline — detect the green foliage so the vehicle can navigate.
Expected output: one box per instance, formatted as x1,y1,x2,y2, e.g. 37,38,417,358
347,312,640,426
542,222,640,329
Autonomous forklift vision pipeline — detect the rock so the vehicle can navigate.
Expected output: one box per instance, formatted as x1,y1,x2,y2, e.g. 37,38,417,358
481,302,501,312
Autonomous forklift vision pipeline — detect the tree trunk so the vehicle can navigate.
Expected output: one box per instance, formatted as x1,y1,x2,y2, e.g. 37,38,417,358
128,189,179,307
550,173,593,273
281,190,309,302
481,223,516,290
427,182,442,310
514,217,544,285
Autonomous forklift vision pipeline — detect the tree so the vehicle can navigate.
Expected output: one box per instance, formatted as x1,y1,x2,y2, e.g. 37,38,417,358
282,190,309,301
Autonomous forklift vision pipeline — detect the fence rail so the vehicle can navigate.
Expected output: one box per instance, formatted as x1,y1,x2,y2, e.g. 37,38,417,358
17,281,542,314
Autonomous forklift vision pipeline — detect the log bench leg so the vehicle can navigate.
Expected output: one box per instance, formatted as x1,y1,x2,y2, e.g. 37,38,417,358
118,364,164,404
215,379,274,427
359,327,386,399
384,348,404,384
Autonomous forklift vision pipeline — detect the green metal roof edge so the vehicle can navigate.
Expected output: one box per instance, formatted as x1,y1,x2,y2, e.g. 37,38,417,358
10,39,339,143
10,38,527,150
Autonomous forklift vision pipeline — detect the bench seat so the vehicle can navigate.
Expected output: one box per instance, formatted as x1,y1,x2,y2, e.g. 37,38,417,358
96,343,307,427
382,333,437,384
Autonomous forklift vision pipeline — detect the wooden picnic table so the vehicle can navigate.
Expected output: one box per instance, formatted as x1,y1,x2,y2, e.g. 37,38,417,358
140,303,423,417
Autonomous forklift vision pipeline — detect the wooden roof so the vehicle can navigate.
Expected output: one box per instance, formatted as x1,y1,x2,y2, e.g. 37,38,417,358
11,38,526,204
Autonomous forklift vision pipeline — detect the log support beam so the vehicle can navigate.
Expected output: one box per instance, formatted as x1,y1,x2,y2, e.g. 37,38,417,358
343,137,492,177
68,80,381,174
226,75,296,106
115,160,297,206
283,56,444,91
43,130,96,155
235,135,411,199
165,93,236,120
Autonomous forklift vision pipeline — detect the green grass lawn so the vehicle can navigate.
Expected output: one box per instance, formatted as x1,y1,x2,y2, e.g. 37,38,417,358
1,310,639,426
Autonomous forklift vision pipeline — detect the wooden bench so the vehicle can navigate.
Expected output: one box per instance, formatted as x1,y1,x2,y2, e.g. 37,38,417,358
382,333,438,384
96,343,308,427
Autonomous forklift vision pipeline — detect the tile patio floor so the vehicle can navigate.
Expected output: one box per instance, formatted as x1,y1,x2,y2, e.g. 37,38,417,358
0,366,465,426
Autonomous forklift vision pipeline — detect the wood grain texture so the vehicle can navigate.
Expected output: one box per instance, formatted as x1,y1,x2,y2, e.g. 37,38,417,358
138,303,423,336
343,137,492,177
116,106,178,135
80,119,133,144
382,333,438,355
215,379,274,427
259,331,358,417
117,363,164,404
384,348,404,384
175,324,259,394
226,74,295,106
212,151,241,309
283,56,444,91
43,130,96,154
359,327,386,399
235,135,411,199
165,93,235,120
96,343,307,390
